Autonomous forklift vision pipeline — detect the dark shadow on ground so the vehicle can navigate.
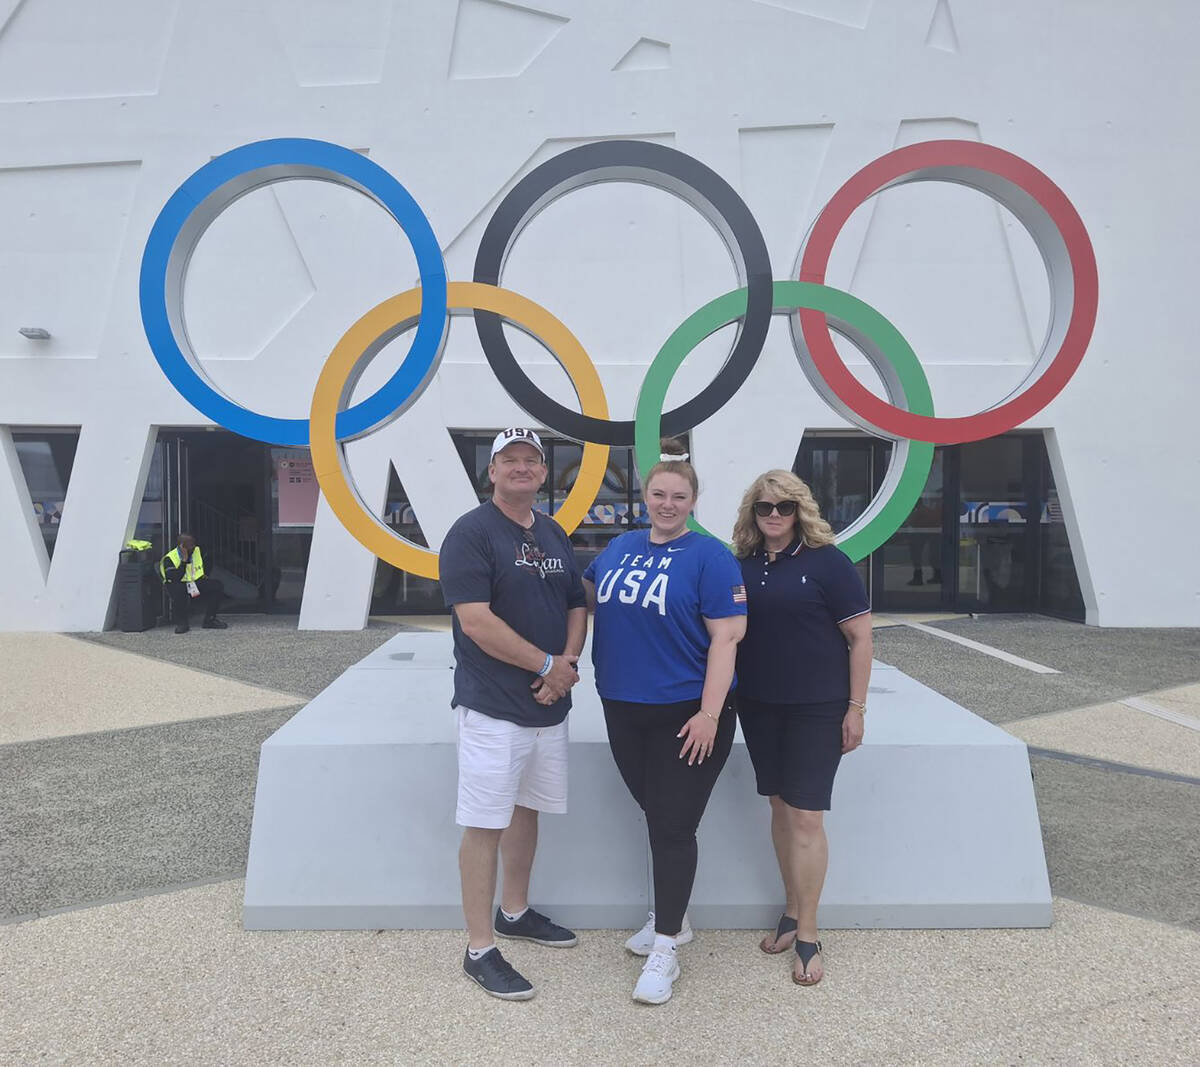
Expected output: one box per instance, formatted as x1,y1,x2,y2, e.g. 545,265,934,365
78,617,417,699
872,617,1200,723
1031,754,1200,931
0,707,298,920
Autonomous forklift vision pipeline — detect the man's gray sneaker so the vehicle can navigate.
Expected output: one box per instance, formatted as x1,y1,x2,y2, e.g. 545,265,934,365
494,906,579,947
462,947,535,1000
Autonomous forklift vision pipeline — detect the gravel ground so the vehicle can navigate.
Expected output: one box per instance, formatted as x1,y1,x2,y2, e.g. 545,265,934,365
78,617,417,699
1,885,1196,1066
0,707,298,920
872,616,1200,723
4,616,1198,1062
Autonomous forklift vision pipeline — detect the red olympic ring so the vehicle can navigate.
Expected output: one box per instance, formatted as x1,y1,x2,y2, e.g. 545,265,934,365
796,140,1099,445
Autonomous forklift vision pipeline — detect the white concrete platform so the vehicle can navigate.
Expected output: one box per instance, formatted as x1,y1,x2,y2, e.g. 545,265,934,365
243,632,1052,930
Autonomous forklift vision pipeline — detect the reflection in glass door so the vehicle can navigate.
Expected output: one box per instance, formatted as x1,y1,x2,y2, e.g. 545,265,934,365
957,437,1035,612
270,447,316,612
795,437,873,597
876,447,950,609
161,436,191,549
792,430,1082,618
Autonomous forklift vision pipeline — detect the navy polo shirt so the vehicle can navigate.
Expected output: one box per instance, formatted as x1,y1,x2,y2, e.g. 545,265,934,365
736,540,870,704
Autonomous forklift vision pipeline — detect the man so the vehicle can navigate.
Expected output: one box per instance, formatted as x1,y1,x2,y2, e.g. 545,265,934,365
439,428,587,1000
159,533,226,634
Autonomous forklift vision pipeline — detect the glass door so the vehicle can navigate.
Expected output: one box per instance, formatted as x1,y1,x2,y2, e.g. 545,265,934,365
873,446,952,610
1037,446,1085,620
269,446,316,612
795,437,874,597
956,436,1037,612
161,436,191,548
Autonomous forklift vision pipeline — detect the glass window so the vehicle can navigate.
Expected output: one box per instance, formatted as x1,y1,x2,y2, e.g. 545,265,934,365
877,447,947,608
269,446,312,611
957,437,1030,611
794,436,873,598
1039,445,1085,620
134,443,165,552
12,429,79,561
372,464,444,614
802,440,872,534
556,441,634,573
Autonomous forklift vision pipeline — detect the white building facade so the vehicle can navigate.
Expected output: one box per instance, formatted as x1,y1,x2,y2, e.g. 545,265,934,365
2,0,1197,630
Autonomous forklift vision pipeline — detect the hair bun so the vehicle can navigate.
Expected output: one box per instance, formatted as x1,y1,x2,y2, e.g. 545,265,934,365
658,436,689,459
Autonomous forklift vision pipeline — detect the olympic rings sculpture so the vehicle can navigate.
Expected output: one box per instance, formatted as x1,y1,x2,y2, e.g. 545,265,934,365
139,136,1098,579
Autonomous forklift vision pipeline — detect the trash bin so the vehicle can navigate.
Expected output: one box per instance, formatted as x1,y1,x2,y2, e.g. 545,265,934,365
115,548,159,632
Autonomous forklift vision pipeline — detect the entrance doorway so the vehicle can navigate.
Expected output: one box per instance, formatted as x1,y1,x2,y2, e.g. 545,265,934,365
157,431,272,613
795,431,1084,620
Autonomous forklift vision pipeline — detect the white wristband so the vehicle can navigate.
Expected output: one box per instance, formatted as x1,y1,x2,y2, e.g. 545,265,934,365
537,653,553,677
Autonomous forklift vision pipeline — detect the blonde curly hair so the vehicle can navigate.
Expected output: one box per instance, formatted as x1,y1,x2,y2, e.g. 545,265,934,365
731,469,835,558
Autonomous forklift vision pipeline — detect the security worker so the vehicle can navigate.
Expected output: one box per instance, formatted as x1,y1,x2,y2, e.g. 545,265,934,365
159,532,226,634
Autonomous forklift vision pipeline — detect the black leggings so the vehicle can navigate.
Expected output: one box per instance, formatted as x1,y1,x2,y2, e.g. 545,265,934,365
602,694,736,936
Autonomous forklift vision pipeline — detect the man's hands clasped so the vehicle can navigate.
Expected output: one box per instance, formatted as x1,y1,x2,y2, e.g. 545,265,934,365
531,653,580,705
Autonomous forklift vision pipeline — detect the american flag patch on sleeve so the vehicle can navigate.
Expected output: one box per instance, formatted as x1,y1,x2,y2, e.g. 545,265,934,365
731,584,747,603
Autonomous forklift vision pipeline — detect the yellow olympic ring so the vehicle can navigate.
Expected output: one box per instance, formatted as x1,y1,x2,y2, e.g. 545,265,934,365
310,281,611,580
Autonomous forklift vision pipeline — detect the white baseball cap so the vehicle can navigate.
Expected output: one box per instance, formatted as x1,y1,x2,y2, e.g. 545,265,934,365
489,427,545,461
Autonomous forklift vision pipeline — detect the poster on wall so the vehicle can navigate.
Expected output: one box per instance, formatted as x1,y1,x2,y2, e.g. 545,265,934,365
274,449,319,527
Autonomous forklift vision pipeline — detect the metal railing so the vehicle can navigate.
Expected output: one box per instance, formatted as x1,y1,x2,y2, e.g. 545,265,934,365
193,499,262,589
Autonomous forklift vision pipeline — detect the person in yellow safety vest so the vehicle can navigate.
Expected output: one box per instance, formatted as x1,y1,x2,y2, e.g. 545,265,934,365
159,532,227,634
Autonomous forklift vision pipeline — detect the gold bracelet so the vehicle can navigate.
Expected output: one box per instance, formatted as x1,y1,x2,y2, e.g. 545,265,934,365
702,710,719,723
847,699,866,713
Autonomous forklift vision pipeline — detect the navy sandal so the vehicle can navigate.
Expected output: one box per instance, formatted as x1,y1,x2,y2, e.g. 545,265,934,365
792,939,824,985
760,914,798,954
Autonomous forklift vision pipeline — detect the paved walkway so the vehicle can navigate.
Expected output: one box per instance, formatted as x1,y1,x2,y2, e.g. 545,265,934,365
2,615,1198,1064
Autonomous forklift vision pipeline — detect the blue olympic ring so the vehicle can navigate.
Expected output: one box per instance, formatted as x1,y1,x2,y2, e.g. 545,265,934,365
138,138,448,447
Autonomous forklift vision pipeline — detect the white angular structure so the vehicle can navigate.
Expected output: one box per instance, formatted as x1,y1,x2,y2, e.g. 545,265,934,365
1,1,1199,631
243,632,1051,930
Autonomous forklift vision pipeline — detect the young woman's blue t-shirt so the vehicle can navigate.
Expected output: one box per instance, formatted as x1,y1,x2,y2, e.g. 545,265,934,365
583,529,747,703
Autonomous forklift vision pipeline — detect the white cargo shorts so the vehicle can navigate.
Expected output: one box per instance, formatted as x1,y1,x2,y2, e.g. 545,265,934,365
455,706,568,829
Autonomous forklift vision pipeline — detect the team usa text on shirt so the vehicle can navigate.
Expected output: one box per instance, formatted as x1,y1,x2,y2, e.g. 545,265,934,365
594,552,676,616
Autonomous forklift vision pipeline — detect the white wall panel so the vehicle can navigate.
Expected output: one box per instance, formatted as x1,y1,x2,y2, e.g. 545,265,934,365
0,0,1197,628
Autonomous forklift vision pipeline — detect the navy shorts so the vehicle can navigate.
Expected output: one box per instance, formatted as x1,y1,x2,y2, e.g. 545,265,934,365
736,696,847,811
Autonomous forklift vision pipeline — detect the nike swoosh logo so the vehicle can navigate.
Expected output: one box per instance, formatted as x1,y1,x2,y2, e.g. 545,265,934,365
667,547,685,552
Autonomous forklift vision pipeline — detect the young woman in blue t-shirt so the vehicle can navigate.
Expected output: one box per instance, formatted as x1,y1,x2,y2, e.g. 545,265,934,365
732,469,873,987
582,438,747,1005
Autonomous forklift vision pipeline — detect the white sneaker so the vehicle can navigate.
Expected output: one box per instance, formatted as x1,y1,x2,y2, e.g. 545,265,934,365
633,946,680,1005
624,911,694,956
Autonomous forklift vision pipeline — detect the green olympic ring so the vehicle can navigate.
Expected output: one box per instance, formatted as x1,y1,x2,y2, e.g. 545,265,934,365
634,280,935,562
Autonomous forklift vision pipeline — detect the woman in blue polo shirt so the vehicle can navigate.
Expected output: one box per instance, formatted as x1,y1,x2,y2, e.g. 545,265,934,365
732,469,872,987
583,438,747,1006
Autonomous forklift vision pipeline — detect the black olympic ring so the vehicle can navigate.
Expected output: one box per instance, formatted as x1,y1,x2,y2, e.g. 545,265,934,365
472,139,773,446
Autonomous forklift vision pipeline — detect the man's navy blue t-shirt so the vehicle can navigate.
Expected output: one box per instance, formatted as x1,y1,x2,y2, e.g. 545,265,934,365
440,501,585,727
583,529,747,704
736,540,870,704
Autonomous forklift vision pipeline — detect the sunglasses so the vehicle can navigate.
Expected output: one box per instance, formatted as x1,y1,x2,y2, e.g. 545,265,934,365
753,500,797,518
